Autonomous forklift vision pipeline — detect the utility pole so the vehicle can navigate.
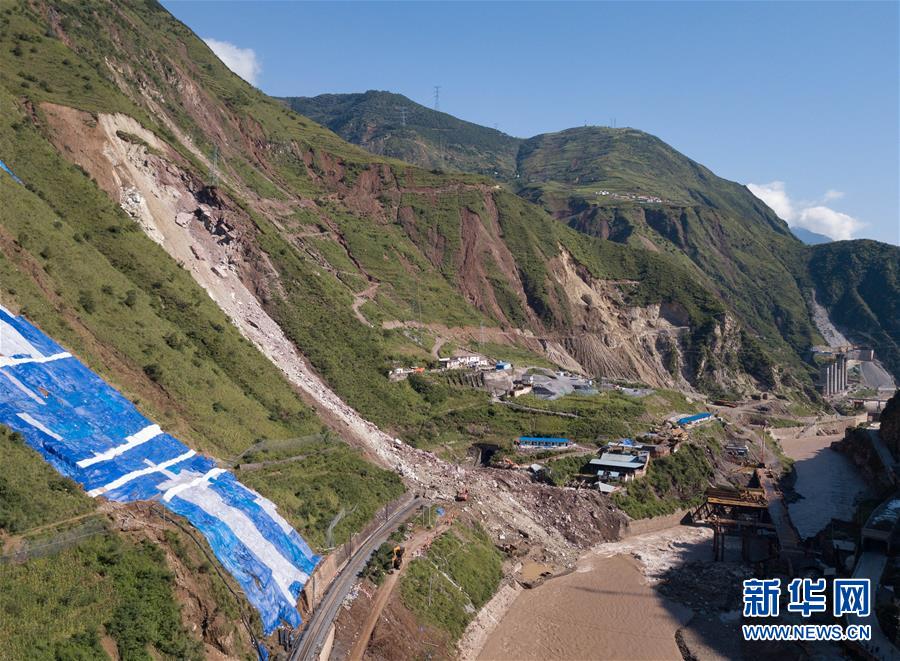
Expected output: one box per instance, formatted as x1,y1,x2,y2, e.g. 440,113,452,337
433,85,441,111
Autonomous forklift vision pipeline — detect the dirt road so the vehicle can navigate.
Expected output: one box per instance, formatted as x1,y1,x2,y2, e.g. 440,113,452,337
347,513,455,661
291,497,423,661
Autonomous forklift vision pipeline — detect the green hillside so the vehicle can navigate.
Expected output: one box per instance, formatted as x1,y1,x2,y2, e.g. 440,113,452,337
291,93,896,385
517,129,812,324
3,0,894,655
807,240,900,377
284,90,522,179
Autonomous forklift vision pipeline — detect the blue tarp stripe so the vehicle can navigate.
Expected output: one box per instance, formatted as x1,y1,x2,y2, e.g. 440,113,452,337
0,159,24,185
0,307,63,355
0,311,319,633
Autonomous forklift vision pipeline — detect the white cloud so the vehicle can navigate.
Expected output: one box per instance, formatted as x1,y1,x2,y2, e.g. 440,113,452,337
796,206,865,241
203,38,261,85
747,181,795,221
747,180,865,241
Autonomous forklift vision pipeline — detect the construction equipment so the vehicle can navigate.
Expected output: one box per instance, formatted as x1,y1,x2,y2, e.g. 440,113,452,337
389,545,405,572
455,487,469,502
493,456,517,469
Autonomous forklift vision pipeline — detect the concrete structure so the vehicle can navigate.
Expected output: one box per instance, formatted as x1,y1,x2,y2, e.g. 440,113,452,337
818,351,849,396
862,497,900,553
509,384,532,397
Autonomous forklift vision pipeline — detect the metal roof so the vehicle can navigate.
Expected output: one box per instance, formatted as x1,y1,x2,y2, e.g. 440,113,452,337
519,436,570,444
677,412,713,425
590,454,646,470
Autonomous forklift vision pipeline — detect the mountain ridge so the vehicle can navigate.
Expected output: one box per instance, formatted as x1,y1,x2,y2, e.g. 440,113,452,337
285,90,899,384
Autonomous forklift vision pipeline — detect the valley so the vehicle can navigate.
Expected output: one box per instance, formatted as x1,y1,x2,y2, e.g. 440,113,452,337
0,2,897,661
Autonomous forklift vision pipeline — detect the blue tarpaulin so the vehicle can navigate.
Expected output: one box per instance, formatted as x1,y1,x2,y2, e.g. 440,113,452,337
0,306,319,633
0,159,23,185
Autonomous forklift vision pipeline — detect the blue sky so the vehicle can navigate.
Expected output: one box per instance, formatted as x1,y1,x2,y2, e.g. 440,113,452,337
162,1,898,244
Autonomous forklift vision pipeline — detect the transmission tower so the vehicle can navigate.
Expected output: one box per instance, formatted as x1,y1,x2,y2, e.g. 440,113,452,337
433,85,440,111
398,106,408,127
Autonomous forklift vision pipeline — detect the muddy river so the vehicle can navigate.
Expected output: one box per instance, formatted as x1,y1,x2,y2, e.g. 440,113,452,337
477,527,709,661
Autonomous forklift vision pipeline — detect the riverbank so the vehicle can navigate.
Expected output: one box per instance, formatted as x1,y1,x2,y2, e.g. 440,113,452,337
470,525,712,661
777,421,871,539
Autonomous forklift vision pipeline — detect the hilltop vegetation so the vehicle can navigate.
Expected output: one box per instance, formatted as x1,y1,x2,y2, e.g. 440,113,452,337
284,90,521,179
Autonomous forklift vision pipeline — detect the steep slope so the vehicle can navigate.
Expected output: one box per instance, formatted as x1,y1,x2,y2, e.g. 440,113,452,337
792,226,832,245
4,1,784,402
284,90,522,180
516,126,819,367
807,240,900,379
0,3,405,654
278,98,826,390
295,93,898,388
4,0,878,653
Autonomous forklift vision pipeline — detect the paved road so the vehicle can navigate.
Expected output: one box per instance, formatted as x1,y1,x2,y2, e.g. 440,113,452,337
291,496,424,661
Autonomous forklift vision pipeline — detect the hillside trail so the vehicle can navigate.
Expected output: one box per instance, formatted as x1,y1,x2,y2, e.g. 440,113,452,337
431,335,447,359
351,282,379,327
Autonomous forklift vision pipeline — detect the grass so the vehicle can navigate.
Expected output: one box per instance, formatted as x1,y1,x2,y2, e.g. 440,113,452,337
399,520,502,643
0,428,93,534
0,102,322,459
236,440,405,551
545,454,594,486
0,533,202,661
0,427,203,661
285,90,522,180
396,384,695,460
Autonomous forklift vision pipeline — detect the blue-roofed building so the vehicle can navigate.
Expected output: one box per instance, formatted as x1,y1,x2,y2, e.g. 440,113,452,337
517,436,571,449
676,412,713,427
495,361,512,371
